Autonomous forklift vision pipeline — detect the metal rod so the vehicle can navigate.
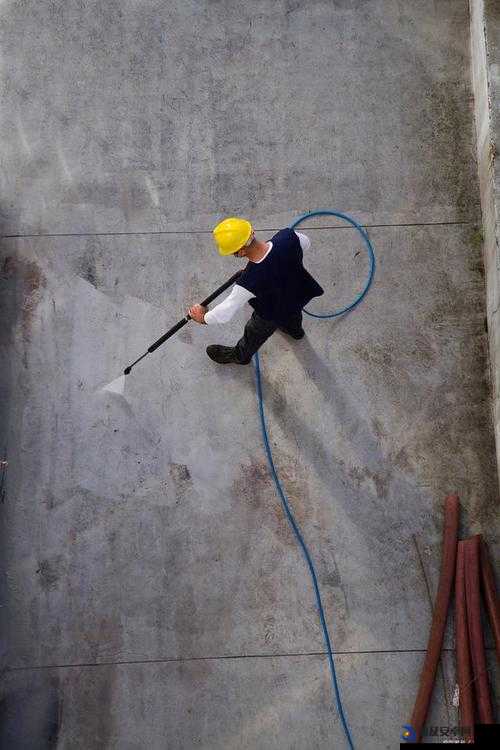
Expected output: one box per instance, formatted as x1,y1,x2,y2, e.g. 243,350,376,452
456,541,475,742
123,269,243,375
148,316,190,353
480,539,500,664
123,351,149,375
409,495,460,743
465,535,494,724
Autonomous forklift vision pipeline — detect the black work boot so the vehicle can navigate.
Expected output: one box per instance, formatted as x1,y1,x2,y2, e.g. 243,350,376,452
278,326,305,340
206,345,250,365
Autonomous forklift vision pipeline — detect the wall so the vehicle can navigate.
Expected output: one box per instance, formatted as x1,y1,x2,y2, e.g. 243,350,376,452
470,0,500,474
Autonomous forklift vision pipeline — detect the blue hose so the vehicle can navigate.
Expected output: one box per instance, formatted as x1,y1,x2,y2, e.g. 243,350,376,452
291,209,376,318
253,210,376,749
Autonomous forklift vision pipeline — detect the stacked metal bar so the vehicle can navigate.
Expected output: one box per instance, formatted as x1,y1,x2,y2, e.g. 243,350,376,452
407,497,499,744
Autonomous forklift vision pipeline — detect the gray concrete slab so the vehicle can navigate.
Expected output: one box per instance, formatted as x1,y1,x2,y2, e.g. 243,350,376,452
1,222,499,747
0,0,478,235
4,649,491,750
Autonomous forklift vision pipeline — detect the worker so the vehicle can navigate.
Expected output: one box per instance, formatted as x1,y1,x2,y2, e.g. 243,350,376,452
188,217,324,364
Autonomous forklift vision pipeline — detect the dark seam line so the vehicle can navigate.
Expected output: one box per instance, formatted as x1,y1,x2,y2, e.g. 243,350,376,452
1,221,474,240
5,647,475,672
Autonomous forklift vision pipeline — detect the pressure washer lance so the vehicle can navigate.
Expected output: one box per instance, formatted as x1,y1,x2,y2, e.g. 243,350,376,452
123,270,243,376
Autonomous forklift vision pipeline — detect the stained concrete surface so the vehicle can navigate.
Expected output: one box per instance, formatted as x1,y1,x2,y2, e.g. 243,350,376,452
0,0,478,235
0,1,499,749
4,651,498,750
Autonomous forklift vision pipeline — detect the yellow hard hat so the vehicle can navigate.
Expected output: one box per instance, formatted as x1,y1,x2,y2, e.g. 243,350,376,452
213,217,253,256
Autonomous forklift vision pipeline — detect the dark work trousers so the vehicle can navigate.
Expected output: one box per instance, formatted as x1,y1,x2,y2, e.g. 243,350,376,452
235,311,303,363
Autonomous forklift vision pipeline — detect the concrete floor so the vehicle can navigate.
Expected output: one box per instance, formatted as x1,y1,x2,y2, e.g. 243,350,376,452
0,1,499,748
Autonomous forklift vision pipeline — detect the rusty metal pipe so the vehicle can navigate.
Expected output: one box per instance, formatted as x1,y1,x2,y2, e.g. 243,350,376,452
409,494,460,743
455,541,475,742
464,535,493,723
480,539,500,664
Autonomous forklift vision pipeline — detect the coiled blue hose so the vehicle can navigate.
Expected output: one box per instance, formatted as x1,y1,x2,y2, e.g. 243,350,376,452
253,210,376,750
292,209,376,319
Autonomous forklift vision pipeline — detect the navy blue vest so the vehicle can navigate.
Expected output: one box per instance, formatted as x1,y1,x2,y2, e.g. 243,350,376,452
237,228,324,324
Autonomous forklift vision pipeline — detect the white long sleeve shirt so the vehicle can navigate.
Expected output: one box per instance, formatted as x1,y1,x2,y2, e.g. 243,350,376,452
204,231,311,325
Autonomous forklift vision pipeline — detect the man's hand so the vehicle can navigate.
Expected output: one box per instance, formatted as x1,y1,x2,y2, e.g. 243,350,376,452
188,304,207,324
